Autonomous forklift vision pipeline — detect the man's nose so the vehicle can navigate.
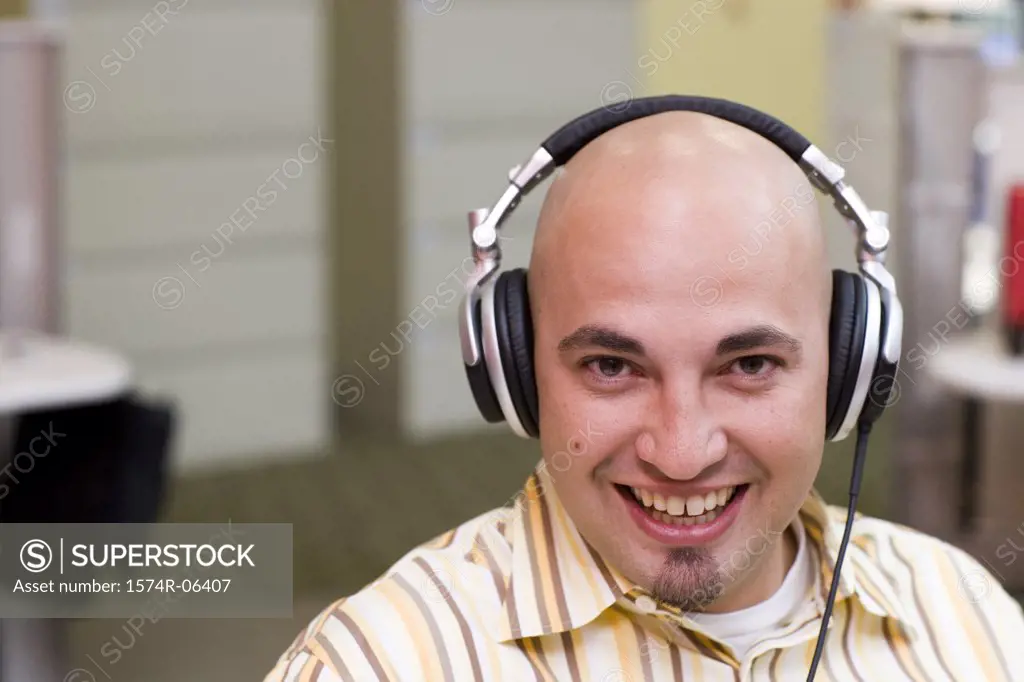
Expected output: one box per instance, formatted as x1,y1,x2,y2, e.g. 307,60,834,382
637,389,727,480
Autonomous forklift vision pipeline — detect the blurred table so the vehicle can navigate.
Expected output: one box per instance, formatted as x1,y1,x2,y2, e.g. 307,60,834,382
0,331,133,682
926,327,1024,401
0,332,131,414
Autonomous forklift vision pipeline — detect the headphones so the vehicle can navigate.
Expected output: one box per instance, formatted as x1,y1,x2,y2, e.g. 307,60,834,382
458,95,903,443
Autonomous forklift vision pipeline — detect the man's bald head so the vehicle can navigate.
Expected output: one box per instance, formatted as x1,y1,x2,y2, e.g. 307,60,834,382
528,111,831,314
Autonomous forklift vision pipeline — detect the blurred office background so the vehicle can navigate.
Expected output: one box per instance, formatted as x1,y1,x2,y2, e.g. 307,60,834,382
1,0,1023,679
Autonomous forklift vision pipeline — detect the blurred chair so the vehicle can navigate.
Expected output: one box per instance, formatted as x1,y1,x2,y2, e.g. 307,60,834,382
0,393,175,682
1,392,176,524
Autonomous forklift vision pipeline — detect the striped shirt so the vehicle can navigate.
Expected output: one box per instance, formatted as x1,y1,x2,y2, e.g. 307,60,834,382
264,461,1024,681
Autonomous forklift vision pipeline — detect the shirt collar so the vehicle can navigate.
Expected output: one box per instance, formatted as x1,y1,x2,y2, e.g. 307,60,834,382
799,489,921,641
496,462,629,642
497,462,920,642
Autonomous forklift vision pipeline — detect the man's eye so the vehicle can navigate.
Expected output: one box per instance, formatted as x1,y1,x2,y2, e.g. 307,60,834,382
585,357,631,378
733,356,777,376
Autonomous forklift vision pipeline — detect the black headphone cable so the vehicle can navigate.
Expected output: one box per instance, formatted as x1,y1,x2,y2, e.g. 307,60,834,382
805,420,872,682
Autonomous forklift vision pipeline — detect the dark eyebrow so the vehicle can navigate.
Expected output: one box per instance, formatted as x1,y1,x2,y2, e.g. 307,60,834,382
558,325,645,356
716,324,802,356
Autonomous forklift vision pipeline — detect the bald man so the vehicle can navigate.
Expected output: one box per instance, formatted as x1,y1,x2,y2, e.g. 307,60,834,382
264,112,1024,681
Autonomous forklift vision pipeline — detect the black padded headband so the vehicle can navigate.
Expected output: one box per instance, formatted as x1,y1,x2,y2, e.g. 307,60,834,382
543,95,810,167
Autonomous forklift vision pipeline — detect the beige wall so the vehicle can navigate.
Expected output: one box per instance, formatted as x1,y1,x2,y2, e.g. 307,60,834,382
0,0,27,17
640,0,826,140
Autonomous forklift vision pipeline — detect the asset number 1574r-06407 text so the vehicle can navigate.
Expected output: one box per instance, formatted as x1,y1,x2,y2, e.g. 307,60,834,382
126,578,231,593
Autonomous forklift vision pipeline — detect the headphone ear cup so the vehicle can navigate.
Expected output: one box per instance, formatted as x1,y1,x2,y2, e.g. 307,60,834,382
826,270,868,441
494,269,540,438
464,292,505,424
858,290,898,429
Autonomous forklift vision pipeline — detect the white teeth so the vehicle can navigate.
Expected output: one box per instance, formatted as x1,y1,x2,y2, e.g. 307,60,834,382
630,485,740,518
651,507,725,526
666,496,687,516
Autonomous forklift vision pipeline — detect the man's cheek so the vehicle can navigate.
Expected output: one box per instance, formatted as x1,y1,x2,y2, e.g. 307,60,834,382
730,420,820,483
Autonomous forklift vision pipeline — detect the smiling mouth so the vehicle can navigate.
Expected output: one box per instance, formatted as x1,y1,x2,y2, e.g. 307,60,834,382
616,484,748,526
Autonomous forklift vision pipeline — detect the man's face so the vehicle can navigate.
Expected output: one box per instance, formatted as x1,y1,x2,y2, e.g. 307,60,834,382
532,170,829,613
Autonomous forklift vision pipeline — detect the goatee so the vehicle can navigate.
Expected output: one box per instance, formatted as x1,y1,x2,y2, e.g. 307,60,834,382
650,547,725,612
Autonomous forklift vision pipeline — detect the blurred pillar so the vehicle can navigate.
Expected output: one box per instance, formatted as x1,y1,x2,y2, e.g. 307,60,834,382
893,27,986,537
0,18,62,336
0,14,68,682
329,0,402,440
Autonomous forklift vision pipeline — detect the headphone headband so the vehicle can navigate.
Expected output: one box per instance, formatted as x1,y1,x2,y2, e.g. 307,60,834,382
544,96,811,166
458,95,902,384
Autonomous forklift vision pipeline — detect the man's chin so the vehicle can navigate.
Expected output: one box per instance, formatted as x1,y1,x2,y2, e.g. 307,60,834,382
649,548,724,611
598,541,721,610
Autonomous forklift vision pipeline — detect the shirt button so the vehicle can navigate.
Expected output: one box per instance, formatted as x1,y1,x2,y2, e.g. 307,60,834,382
634,595,658,613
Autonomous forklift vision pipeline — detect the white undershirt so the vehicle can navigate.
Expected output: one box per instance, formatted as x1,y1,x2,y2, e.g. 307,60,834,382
691,516,814,661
